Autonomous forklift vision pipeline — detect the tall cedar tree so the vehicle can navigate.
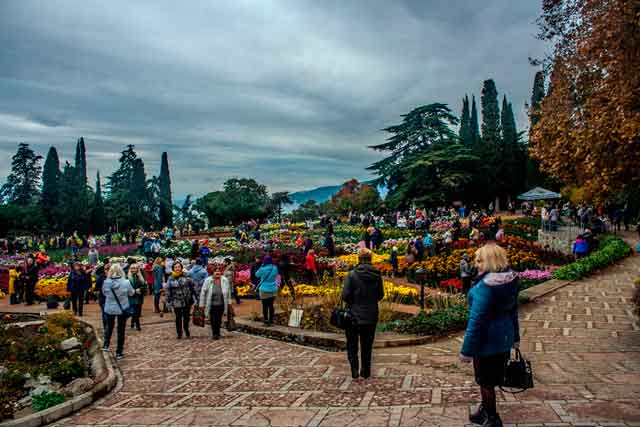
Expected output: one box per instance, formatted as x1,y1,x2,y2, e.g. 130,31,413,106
91,171,106,234
41,147,61,219
470,95,480,145
530,0,640,200
0,143,43,205
458,95,473,146
158,152,173,227
367,103,461,208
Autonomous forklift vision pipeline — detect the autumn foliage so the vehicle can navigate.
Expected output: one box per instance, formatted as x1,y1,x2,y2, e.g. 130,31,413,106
529,0,640,201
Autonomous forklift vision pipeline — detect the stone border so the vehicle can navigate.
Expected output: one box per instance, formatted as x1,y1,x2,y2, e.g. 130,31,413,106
0,317,119,427
235,317,436,351
519,278,572,303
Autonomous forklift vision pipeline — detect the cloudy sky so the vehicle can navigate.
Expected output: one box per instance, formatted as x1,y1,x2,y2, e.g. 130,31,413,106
0,1,546,197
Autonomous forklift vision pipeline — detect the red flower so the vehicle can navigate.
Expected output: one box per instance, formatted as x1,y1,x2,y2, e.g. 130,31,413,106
439,278,463,291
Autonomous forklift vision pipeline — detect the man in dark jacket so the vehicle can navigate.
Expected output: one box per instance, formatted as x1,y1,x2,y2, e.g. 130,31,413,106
22,256,39,306
67,262,90,316
341,248,384,380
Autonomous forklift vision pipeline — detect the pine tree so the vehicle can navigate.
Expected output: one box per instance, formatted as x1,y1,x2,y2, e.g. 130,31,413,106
530,71,545,126
158,152,173,227
41,147,60,217
91,171,106,234
481,79,501,145
458,95,473,146
470,95,480,145
0,143,43,205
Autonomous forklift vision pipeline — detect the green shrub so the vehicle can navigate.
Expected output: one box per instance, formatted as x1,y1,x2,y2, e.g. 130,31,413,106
390,303,468,336
37,357,85,385
552,236,632,281
31,391,65,412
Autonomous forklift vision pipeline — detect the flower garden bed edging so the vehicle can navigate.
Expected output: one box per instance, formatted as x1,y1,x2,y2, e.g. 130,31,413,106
0,317,118,427
235,316,436,351
518,279,572,304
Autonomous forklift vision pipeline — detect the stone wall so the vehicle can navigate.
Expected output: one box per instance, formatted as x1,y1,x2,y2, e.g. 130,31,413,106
537,229,574,255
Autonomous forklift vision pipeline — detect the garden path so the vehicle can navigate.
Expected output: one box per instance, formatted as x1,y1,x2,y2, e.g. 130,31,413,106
7,232,640,426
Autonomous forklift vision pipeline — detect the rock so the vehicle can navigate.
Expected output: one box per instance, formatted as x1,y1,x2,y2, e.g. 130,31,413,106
64,377,94,396
60,337,81,351
17,395,32,408
30,385,52,397
25,375,51,389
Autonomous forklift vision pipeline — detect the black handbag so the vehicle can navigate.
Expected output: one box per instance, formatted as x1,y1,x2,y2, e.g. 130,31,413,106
501,349,534,393
329,303,357,330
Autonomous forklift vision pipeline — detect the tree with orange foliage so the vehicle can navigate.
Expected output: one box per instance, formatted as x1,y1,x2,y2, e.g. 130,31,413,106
529,0,640,202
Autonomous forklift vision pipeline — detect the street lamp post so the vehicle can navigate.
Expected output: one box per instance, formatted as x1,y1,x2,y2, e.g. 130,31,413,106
415,267,426,310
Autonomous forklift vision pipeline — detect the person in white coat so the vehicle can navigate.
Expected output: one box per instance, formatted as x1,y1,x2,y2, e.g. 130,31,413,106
199,270,231,340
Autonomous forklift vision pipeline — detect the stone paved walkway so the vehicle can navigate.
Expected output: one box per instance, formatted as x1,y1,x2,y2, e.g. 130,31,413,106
31,234,640,426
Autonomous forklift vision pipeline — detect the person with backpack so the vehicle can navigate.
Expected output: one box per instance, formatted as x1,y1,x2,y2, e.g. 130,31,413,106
188,258,208,305
102,264,135,360
256,256,278,326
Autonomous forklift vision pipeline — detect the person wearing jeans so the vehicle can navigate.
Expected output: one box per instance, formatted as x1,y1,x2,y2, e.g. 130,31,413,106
152,257,164,312
102,264,134,360
256,256,278,326
341,249,384,380
67,262,89,316
165,261,195,339
127,263,146,331
199,270,231,339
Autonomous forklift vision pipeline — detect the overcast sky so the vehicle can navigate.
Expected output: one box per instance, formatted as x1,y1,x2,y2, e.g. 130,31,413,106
0,1,546,197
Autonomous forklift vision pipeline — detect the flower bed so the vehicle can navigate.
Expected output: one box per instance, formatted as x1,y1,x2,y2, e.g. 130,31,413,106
0,312,91,421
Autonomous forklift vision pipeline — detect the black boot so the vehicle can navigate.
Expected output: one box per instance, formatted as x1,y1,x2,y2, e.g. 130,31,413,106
482,414,503,427
469,404,487,425
350,367,359,379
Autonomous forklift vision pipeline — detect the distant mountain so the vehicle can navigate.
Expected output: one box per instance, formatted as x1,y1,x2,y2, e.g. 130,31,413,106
286,181,387,212
289,184,343,206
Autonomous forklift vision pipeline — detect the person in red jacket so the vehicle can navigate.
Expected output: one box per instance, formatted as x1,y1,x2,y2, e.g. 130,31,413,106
144,259,154,295
305,249,317,284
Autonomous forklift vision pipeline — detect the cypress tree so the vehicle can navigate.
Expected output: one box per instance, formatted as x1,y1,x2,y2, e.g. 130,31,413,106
481,79,501,145
41,147,60,217
530,71,545,126
458,95,473,146
91,171,106,234
73,137,89,231
470,95,480,145
75,137,87,185
159,152,173,227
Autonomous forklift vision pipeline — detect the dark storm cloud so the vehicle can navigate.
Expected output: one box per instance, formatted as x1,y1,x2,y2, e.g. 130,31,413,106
0,0,545,196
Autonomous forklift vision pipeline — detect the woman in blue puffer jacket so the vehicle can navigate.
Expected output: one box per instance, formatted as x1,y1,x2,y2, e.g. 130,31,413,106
460,243,520,427
256,256,278,326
